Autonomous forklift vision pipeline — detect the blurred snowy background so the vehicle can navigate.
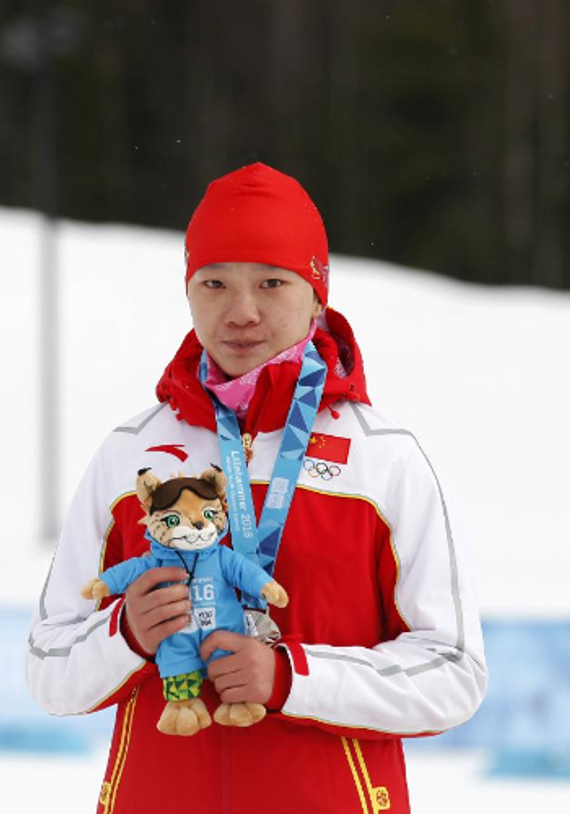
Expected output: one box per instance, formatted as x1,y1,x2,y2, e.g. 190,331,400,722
1,209,569,812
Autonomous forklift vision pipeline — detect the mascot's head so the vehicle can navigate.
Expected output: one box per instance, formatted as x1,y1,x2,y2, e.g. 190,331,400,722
136,466,227,551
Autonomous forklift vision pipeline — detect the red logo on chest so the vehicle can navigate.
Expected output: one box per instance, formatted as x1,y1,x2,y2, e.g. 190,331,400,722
145,444,188,462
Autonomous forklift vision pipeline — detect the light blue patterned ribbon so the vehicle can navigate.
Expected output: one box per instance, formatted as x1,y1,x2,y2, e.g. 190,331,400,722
200,342,327,606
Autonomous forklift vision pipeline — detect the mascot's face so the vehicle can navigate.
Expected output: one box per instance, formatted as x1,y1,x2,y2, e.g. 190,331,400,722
147,490,226,551
137,468,228,552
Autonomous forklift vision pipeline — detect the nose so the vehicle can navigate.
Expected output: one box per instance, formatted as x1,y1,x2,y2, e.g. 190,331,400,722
193,521,204,530
224,290,261,327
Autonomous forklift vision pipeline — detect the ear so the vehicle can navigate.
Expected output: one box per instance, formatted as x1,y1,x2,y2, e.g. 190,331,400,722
312,294,323,319
136,468,161,513
200,465,228,510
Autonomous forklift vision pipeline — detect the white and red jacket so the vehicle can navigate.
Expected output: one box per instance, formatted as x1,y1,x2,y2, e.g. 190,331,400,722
27,310,487,814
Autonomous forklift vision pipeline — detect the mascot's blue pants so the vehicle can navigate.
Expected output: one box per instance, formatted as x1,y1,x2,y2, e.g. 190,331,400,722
157,616,245,679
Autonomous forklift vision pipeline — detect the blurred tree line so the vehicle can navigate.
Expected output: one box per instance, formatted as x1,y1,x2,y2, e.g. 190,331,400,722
0,0,569,287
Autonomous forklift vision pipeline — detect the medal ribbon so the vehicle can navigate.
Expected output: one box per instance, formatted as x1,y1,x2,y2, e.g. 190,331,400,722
200,341,326,605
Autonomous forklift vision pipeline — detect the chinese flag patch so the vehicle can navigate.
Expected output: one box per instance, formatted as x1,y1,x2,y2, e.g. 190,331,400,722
307,433,351,464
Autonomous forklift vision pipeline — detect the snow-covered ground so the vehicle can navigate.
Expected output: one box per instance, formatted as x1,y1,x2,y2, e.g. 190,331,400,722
1,207,569,812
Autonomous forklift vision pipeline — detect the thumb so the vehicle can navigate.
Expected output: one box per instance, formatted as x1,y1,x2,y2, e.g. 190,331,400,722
200,629,245,661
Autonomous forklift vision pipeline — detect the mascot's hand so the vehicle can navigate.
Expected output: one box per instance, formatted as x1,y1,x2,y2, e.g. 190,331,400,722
81,578,110,601
260,580,289,609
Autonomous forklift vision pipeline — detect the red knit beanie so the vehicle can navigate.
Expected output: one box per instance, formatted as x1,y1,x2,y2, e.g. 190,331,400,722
184,162,329,305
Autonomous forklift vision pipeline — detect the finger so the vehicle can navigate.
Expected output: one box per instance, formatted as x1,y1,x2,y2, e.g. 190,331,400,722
200,630,248,662
206,652,241,681
141,599,193,631
210,669,246,695
152,613,193,640
128,567,188,597
130,583,190,615
143,615,194,653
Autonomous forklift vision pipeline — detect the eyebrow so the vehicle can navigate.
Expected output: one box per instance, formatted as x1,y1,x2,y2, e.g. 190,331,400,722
200,263,279,273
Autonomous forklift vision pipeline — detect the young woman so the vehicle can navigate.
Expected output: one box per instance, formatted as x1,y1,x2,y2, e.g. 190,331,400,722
28,162,487,814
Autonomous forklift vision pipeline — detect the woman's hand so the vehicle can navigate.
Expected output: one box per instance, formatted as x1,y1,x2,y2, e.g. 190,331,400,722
201,631,276,704
123,567,191,655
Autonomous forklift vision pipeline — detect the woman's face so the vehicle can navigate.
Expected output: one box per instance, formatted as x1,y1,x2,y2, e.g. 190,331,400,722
187,262,321,377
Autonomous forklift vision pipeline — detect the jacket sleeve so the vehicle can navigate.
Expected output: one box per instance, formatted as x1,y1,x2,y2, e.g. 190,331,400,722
275,437,488,740
27,441,155,717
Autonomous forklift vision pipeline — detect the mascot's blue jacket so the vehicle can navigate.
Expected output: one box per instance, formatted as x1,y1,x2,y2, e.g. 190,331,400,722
99,536,271,677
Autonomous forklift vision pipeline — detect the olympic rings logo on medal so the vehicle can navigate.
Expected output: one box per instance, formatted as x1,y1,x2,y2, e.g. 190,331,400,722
303,459,341,480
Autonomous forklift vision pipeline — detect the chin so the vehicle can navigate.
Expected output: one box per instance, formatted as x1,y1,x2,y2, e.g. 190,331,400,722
226,363,258,378
217,356,265,379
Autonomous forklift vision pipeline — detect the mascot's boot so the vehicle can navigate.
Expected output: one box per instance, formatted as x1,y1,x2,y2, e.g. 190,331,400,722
158,671,211,736
157,698,212,736
214,702,267,728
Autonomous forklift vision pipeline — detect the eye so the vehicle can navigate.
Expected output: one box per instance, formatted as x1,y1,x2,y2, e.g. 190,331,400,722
261,278,283,289
203,508,216,521
162,514,181,528
203,279,225,289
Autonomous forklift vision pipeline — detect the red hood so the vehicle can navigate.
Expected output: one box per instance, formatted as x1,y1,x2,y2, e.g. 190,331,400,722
156,308,371,437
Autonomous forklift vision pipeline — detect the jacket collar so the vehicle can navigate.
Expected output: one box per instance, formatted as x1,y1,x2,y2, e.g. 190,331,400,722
156,307,371,438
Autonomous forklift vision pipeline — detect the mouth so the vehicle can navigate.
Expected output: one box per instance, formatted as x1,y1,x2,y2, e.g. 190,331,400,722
222,340,266,353
171,528,217,550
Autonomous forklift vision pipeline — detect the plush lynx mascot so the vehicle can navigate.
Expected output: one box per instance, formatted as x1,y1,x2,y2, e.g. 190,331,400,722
81,466,288,736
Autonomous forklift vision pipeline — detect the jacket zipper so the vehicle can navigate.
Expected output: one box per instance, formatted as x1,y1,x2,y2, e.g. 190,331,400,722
221,726,231,814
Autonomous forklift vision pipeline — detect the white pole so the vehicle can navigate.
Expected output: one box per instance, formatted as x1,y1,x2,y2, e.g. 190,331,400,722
39,213,60,541
37,51,60,543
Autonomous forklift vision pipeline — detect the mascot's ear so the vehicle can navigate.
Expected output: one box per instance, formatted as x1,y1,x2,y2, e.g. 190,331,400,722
136,468,162,512
200,464,228,511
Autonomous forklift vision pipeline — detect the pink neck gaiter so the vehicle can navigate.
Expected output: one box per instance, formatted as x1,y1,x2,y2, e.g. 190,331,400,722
202,321,317,419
